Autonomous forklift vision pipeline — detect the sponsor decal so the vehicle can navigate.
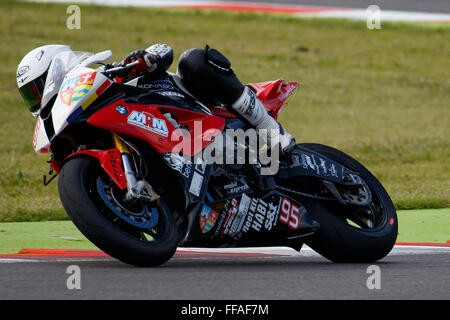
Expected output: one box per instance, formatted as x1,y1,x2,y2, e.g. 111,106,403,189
33,118,42,150
214,195,283,239
223,181,249,194
228,194,251,238
218,195,281,239
249,198,266,232
242,207,254,234
35,50,44,61
241,196,281,233
138,81,176,91
138,79,185,98
127,110,169,137
301,154,315,171
79,79,111,111
213,209,228,237
294,152,340,179
224,181,238,190
199,205,219,233
164,153,192,178
328,163,338,178
317,157,327,175
244,91,255,117
60,72,97,106
221,197,238,236
116,105,128,115
264,200,280,231
18,75,28,84
17,65,29,78
223,205,239,236
156,91,185,98
229,184,249,194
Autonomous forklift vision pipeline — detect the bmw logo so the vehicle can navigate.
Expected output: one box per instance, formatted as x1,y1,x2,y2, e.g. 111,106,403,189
116,105,128,115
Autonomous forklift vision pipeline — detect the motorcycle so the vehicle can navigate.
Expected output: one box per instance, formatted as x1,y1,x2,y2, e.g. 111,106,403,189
32,49,397,266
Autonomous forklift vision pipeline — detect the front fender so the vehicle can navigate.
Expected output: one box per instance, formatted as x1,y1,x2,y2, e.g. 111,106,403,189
62,148,127,190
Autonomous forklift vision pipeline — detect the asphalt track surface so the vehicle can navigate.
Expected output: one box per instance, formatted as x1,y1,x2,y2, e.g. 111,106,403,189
1,246,449,300
224,0,450,13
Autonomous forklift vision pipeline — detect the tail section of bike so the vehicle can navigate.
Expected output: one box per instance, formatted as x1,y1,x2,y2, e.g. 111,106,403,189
209,79,298,119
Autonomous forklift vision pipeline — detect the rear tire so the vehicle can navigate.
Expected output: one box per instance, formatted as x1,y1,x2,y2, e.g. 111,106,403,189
58,156,178,267
300,143,398,262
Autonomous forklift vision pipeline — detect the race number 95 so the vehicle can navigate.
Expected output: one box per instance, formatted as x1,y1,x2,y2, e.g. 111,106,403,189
279,198,300,229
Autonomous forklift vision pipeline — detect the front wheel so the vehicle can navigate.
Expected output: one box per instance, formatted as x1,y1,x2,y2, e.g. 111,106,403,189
58,156,178,267
299,143,398,262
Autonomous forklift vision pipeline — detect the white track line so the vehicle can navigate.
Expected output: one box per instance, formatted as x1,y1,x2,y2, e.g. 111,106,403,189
1,245,449,263
0,258,42,263
179,245,450,257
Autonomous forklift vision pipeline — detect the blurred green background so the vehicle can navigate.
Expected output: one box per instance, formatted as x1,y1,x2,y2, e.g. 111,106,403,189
0,1,449,222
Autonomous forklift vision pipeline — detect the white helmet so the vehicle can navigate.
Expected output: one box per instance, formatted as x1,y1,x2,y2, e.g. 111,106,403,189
17,44,71,116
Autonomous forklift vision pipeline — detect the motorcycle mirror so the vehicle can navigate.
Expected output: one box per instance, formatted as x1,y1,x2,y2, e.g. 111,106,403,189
79,50,112,68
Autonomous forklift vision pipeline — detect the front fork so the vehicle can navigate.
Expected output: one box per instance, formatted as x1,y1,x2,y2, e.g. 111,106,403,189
111,133,158,202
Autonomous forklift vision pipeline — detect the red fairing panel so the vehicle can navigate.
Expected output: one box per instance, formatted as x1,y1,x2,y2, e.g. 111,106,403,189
87,99,225,156
208,106,237,119
64,149,127,190
248,79,298,119
209,79,298,120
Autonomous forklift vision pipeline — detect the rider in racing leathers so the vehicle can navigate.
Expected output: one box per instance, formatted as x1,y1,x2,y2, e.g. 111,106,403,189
113,43,296,155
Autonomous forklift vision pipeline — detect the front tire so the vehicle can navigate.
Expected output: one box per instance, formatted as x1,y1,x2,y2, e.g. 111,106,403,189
300,143,398,262
58,156,178,267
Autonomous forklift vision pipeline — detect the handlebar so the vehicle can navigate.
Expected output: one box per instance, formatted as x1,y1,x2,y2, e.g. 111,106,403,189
103,60,140,76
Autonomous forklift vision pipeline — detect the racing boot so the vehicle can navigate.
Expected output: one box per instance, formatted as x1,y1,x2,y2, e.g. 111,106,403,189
230,86,296,155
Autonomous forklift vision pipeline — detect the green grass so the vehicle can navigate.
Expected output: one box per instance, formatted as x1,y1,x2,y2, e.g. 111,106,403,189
0,220,97,254
0,1,449,221
396,208,450,243
0,209,448,254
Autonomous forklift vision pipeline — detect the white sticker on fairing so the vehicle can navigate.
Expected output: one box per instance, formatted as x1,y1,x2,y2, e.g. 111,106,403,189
228,194,252,237
127,110,169,137
189,171,203,197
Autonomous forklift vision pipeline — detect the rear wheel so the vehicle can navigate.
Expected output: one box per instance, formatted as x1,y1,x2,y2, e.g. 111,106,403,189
58,156,178,267
299,143,398,262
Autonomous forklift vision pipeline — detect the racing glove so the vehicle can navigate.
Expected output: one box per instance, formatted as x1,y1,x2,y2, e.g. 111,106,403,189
121,44,174,81
121,49,158,79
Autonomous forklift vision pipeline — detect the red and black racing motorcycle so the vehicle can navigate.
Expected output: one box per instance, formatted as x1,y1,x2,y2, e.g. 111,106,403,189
32,50,397,266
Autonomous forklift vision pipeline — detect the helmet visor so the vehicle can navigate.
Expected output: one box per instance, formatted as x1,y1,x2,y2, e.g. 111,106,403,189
18,76,45,116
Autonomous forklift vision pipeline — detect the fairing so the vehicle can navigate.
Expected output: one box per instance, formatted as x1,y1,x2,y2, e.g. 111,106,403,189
33,52,112,153
209,79,298,119
248,79,298,119
63,148,127,190
87,99,226,156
